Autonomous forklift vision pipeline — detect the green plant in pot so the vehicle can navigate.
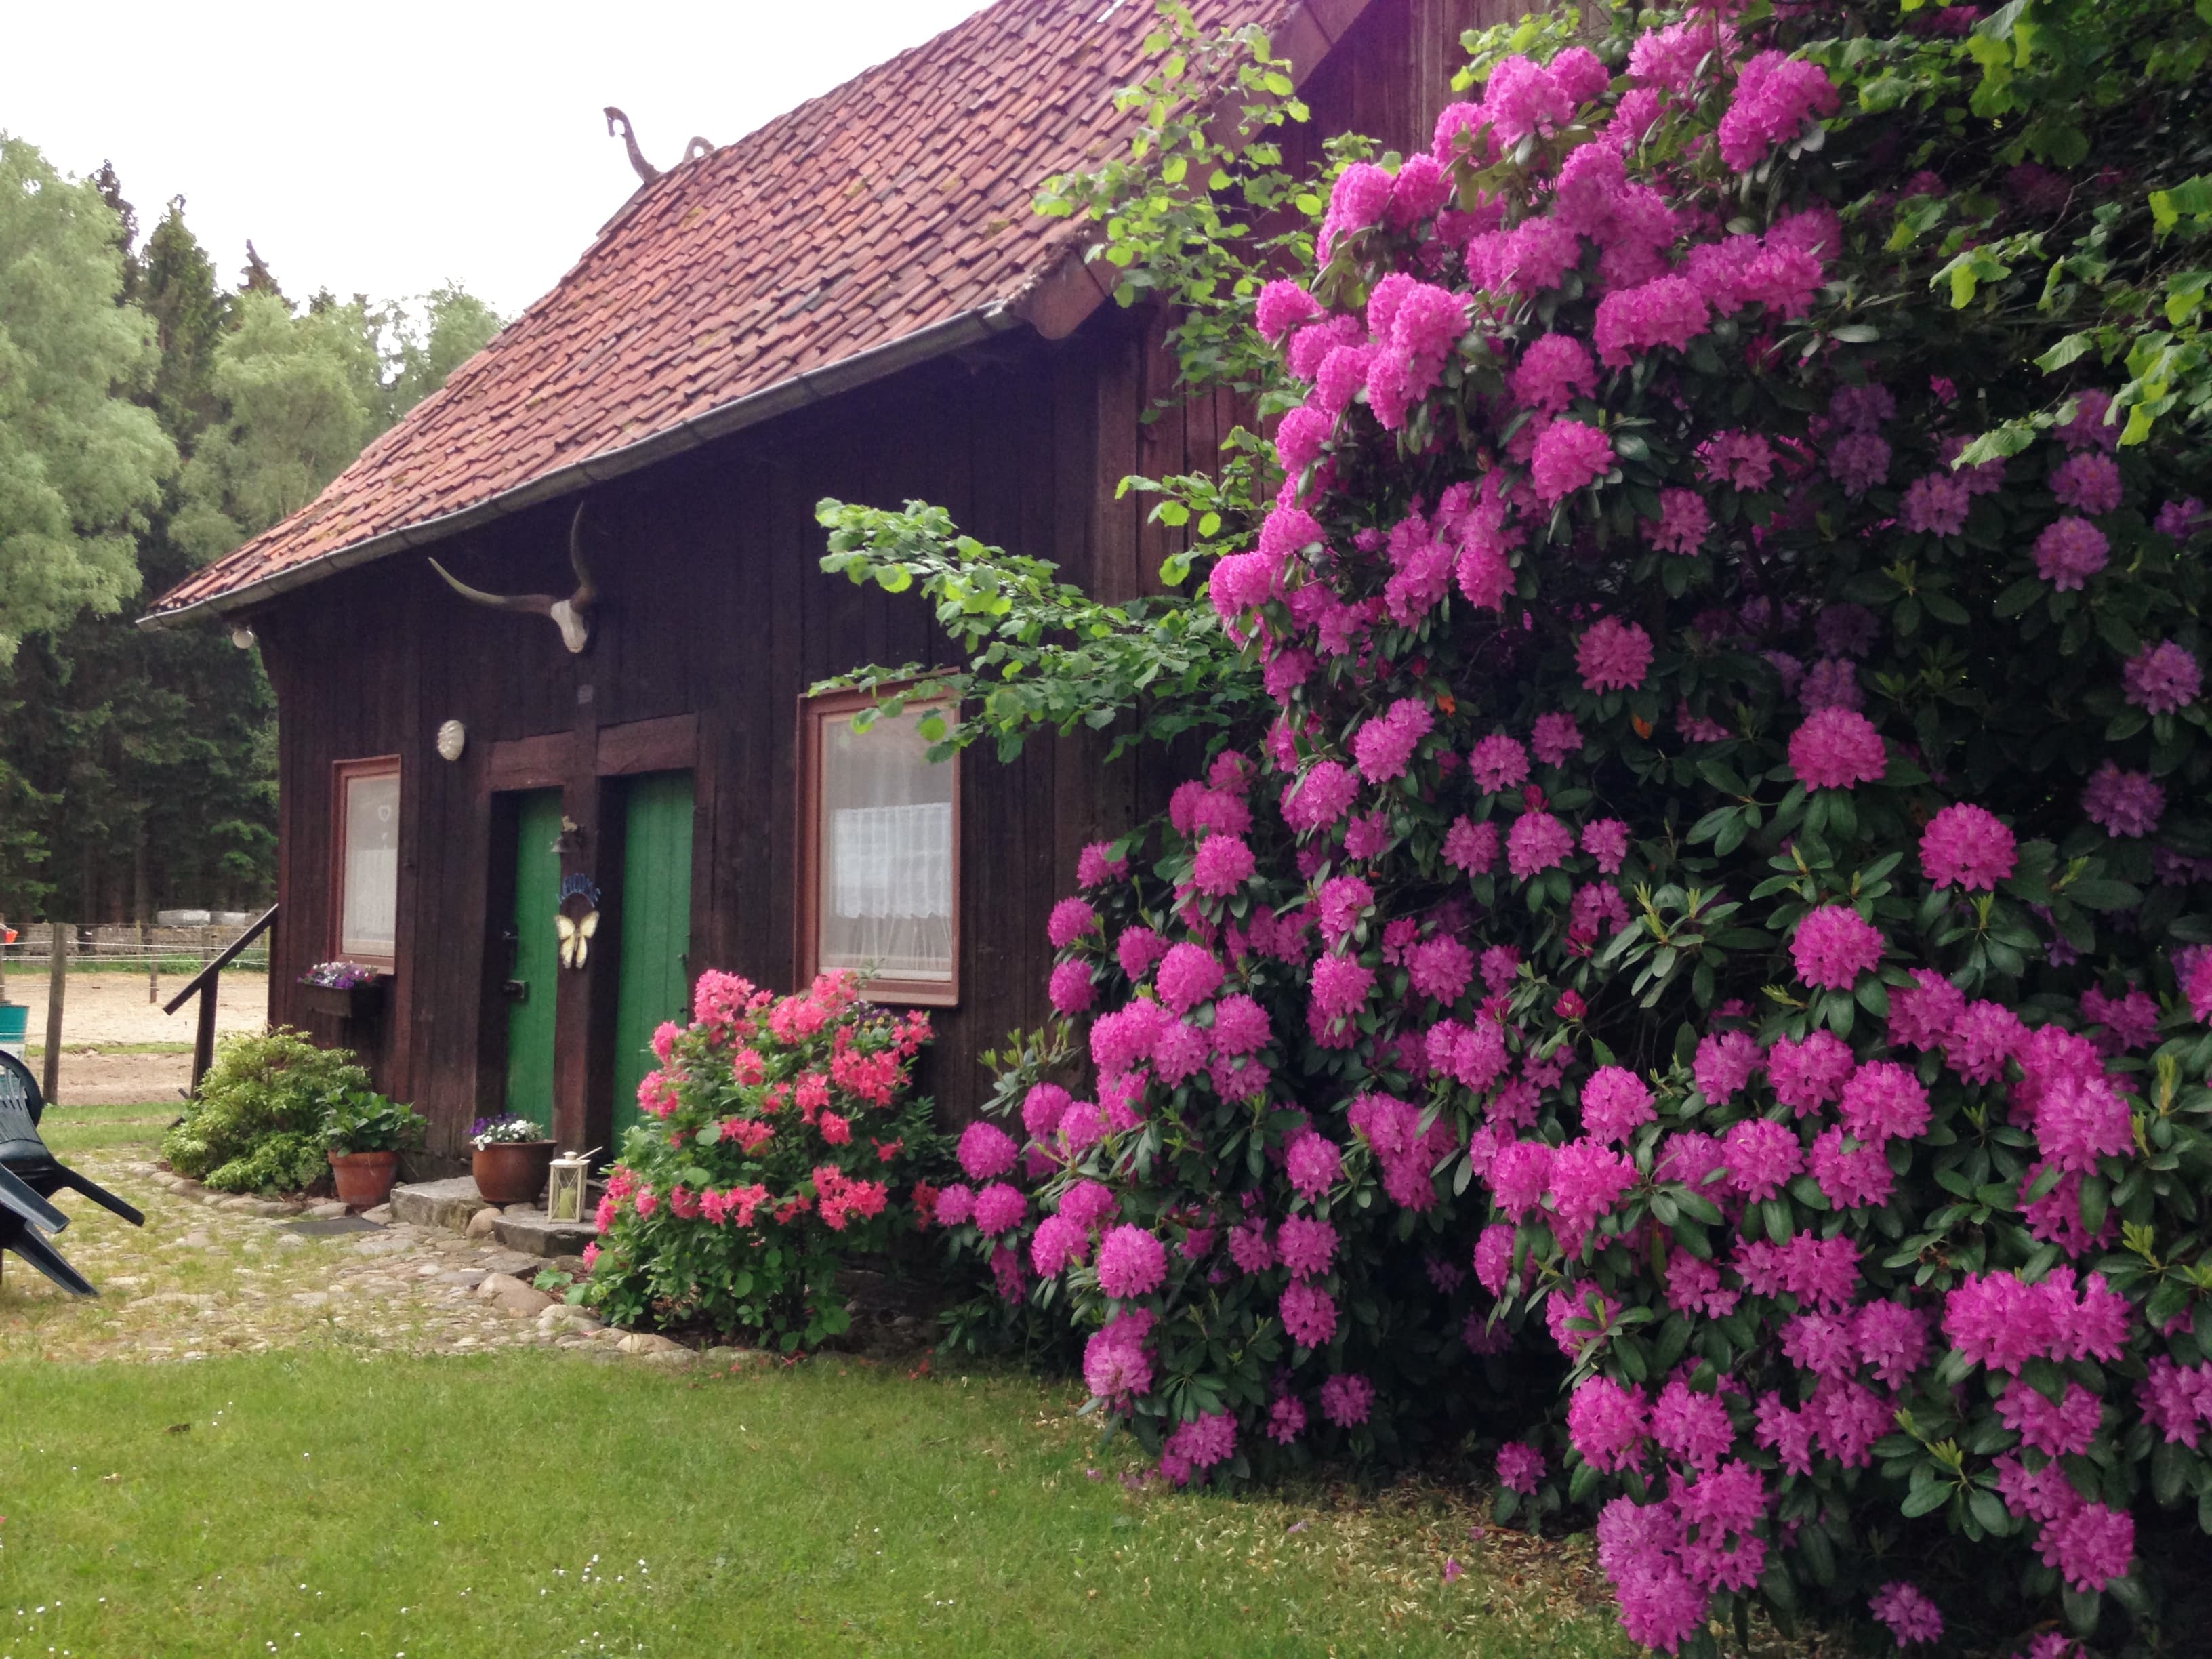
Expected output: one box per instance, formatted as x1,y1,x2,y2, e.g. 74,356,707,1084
468,1114,555,1207
322,1088,426,1210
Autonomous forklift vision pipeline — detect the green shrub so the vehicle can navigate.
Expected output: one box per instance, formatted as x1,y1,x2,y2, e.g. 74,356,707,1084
162,1026,368,1194
205,1133,329,1196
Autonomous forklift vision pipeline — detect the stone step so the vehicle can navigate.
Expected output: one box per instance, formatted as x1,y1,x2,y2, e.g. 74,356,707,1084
389,1176,493,1233
493,1208,596,1260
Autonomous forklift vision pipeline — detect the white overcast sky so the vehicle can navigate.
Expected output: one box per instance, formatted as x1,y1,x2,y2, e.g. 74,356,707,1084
3,0,994,319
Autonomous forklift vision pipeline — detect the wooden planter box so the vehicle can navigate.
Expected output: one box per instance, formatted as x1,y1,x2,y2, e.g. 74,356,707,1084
301,980,386,1022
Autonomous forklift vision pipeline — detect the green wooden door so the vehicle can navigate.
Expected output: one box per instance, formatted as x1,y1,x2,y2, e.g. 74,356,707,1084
611,772,695,1144
504,790,564,1128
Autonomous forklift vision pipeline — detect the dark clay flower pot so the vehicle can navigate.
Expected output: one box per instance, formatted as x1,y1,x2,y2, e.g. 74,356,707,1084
327,1149,400,1210
472,1140,556,1207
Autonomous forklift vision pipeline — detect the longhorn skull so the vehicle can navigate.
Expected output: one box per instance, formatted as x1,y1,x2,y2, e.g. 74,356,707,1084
428,501,598,654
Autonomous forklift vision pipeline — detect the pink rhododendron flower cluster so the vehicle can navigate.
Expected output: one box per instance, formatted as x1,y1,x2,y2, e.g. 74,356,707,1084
1095,1224,1168,1300
1467,731,1530,793
1717,51,1839,171
1531,711,1584,764
1790,905,1885,989
2049,451,2122,514
1582,1065,1655,1142
2034,517,2108,590
2081,762,2163,838
1645,488,1710,555
1867,1582,1943,1648
2122,640,2201,714
1530,419,1617,504
1919,802,2016,890
1576,617,1653,691
1788,707,1885,790
1943,1269,2131,1375
1900,470,1969,535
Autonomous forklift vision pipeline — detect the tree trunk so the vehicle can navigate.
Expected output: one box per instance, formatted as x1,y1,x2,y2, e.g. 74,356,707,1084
133,822,150,925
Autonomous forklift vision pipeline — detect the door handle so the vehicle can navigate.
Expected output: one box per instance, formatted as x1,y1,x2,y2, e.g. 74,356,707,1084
500,928,525,1000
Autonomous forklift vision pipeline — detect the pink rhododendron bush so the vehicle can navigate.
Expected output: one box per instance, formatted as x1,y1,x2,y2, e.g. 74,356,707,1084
885,1,2212,1652
582,970,944,1350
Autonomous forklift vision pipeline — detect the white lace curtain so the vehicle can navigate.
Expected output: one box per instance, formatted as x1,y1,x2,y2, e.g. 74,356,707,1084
340,772,399,958
817,708,954,981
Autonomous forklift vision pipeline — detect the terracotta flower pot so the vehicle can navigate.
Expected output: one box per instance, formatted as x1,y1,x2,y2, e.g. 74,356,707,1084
327,1149,401,1210
472,1140,557,1207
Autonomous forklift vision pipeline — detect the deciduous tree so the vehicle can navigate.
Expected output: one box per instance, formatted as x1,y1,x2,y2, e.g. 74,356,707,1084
0,136,174,664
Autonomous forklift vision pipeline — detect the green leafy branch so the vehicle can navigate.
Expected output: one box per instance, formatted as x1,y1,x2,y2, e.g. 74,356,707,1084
812,499,1262,762
1035,1,1329,411
1820,0,2212,455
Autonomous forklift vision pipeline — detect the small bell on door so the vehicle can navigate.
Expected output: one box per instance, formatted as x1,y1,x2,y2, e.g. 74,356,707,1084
547,1150,596,1225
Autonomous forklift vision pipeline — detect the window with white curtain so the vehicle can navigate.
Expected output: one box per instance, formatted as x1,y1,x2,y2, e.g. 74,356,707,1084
803,698,958,1003
335,760,400,964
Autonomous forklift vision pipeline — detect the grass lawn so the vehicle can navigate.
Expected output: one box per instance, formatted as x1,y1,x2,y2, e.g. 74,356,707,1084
33,1099,186,1155
0,1120,1647,1657
0,1350,1633,1659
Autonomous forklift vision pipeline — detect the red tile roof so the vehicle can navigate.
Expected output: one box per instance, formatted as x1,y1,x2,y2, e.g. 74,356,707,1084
148,0,1365,623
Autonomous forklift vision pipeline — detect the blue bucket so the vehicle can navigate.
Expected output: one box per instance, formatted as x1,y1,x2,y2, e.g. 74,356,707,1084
0,1002,26,1059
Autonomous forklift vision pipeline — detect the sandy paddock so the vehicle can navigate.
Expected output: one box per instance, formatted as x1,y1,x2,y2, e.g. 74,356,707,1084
1,970,270,1105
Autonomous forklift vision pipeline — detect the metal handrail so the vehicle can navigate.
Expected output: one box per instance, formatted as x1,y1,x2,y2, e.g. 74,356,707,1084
162,904,279,1016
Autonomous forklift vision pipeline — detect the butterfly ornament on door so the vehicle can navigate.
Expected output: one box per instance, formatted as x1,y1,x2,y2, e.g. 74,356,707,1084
556,874,602,971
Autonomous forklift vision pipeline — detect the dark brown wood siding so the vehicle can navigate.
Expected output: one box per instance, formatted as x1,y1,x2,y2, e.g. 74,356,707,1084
259,327,1155,1155
251,0,1506,1158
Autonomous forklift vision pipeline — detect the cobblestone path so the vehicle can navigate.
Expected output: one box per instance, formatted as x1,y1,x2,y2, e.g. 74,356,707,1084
0,1153,728,1370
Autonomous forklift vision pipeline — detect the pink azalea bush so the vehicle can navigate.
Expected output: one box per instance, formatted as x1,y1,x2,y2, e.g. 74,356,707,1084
583,970,943,1349
900,3,2211,1654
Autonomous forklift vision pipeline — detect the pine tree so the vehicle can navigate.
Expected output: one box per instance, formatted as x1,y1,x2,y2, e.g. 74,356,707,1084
140,199,228,438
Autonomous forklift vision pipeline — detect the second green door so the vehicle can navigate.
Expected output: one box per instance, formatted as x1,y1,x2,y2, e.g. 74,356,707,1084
611,772,695,1145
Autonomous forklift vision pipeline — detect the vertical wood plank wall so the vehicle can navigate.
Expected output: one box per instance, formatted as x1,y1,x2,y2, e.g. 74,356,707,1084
251,0,1511,1155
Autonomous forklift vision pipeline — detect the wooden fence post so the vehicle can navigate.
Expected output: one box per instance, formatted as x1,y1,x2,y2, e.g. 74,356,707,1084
41,921,69,1105
192,985,218,1099
144,918,156,1004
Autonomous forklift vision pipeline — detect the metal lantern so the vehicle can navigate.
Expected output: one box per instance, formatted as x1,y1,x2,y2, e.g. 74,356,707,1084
547,1150,594,1225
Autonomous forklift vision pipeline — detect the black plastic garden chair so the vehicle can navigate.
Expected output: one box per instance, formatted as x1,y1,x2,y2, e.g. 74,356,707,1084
0,1048,144,1296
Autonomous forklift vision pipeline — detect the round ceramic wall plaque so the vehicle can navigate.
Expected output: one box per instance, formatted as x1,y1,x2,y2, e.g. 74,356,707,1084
435,719,468,762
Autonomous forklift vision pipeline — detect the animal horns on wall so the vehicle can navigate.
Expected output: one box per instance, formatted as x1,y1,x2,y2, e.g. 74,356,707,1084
427,501,599,655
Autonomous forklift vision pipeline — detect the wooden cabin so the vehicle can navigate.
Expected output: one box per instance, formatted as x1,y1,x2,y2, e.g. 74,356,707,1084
144,0,1504,1165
